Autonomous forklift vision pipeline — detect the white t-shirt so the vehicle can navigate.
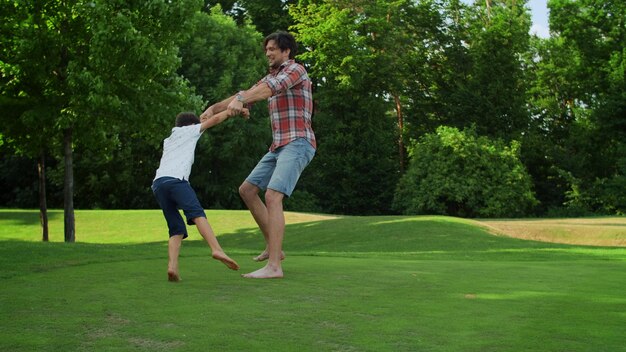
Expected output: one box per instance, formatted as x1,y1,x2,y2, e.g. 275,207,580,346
154,124,203,181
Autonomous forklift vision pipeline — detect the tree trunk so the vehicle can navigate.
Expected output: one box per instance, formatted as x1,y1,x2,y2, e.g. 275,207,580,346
394,94,405,171
38,150,49,242
63,127,75,243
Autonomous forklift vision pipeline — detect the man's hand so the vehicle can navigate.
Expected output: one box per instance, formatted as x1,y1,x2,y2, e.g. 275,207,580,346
200,105,214,121
227,99,244,116
227,91,247,116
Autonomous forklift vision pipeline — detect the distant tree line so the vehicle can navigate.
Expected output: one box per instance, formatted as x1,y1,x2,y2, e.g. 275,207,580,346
1,0,624,240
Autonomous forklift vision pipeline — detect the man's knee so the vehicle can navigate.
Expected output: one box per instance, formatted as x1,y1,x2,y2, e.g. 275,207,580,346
239,181,258,199
264,189,284,207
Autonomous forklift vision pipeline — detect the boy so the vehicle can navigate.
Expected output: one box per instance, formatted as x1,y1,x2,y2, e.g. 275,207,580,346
152,109,248,282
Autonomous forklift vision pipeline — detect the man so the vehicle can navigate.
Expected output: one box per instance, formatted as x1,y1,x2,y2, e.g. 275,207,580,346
203,31,316,279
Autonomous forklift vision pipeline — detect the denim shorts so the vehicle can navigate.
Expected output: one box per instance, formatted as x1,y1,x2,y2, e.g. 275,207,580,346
246,138,316,197
151,177,206,238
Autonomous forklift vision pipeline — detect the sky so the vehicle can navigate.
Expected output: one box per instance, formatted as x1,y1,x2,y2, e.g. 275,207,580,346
528,0,550,38
461,0,550,38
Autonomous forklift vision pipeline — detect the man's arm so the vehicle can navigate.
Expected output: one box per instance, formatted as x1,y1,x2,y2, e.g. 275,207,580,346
202,79,271,117
201,94,237,117
227,83,273,115
199,108,249,132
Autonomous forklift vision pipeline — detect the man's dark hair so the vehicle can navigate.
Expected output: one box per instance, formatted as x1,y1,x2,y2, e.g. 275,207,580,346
264,31,297,59
175,112,200,127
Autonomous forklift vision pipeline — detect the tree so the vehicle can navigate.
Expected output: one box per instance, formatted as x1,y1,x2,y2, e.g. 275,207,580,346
1,0,203,241
290,0,406,214
400,0,468,140
298,88,399,215
522,35,585,213
521,0,626,214
460,0,532,140
204,0,296,36
549,0,625,214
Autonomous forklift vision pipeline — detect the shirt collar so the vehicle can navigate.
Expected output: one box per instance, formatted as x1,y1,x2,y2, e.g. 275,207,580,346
269,59,294,75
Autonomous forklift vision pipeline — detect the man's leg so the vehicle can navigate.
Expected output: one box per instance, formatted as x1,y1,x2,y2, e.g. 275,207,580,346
192,217,240,270
239,181,285,262
242,189,285,279
168,235,183,282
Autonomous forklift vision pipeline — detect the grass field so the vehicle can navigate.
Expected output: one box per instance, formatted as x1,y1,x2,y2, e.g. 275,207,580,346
1,209,625,351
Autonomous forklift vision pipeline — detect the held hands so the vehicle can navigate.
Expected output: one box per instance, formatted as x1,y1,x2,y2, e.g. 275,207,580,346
229,107,250,119
200,106,214,122
200,107,249,122
227,94,245,116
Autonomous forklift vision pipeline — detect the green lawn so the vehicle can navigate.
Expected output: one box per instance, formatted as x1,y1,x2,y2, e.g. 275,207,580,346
1,210,625,351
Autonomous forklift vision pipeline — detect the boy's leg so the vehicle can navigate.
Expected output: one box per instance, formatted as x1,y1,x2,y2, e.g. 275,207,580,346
153,178,189,282
192,217,240,271
168,180,238,271
168,235,184,282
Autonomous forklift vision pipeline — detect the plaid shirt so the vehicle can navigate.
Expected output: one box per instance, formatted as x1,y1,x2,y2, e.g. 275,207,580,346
258,59,316,151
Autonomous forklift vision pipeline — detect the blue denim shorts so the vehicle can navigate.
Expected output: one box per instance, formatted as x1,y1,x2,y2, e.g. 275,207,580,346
246,138,316,197
151,177,206,238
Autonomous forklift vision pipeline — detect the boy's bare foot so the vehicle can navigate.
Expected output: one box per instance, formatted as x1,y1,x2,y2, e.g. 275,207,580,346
212,251,240,270
167,269,181,282
241,265,283,279
253,250,285,262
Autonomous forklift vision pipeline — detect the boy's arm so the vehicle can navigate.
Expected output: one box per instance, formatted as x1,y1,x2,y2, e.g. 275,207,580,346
199,108,249,132
201,94,237,117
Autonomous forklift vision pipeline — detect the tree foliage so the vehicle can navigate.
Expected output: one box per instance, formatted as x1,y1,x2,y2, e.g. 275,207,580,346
297,88,399,215
1,0,625,218
521,0,626,214
290,0,404,214
204,0,295,36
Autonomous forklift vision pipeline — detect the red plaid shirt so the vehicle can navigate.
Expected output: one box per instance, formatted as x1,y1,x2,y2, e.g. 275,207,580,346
257,59,316,151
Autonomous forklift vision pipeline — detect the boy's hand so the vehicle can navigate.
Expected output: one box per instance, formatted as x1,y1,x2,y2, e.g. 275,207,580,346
227,107,250,119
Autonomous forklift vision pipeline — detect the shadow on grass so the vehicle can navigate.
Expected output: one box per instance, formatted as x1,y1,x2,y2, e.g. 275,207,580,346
0,209,63,226
0,240,166,279
4,215,625,280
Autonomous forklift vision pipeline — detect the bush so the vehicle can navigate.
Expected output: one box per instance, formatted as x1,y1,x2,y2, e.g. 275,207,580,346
556,156,626,216
392,126,538,217
284,190,323,214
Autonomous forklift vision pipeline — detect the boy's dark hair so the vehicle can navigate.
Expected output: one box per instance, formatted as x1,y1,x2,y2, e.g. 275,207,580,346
264,31,297,59
175,112,200,127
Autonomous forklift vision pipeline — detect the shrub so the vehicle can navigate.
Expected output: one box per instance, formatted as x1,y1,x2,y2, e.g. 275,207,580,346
393,126,538,217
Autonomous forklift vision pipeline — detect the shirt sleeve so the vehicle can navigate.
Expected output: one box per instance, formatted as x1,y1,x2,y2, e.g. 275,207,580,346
264,63,307,96
191,123,202,136
178,124,203,138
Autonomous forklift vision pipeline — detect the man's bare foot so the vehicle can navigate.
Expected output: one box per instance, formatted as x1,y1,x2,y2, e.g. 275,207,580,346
241,265,283,279
212,251,240,270
253,250,285,262
167,269,181,282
